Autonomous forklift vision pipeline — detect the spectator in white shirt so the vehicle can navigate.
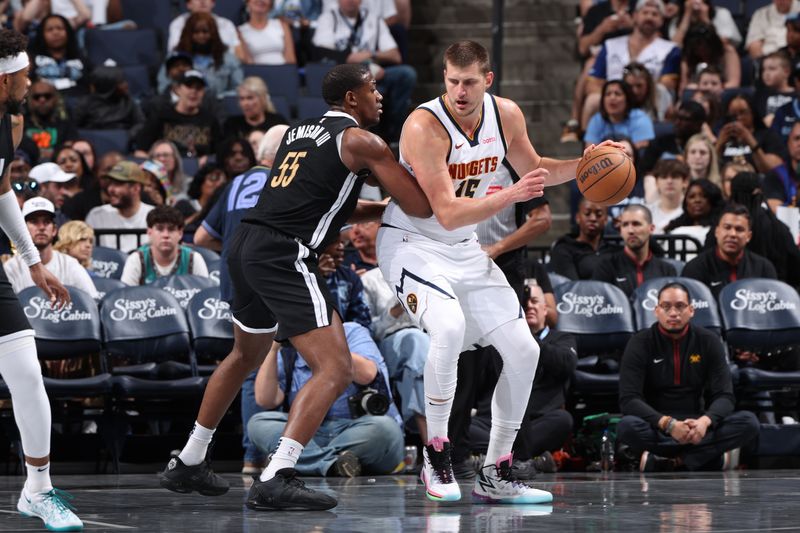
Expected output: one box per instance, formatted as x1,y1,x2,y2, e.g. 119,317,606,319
312,0,416,141
239,0,296,64
85,161,154,252
745,0,800,59
4,197,98,298
168,0,250,63
646,159,688,234
120,205,208,285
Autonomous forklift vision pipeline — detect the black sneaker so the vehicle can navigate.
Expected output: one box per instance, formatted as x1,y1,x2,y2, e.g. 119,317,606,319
328,451,361,477
533,451,557,474
452,456,479,480
159,456,230,496
513,459,538,480
639,451,677,473
246,468,338,511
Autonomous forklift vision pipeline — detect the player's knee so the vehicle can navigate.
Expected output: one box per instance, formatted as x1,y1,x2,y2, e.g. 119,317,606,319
427,313,465,348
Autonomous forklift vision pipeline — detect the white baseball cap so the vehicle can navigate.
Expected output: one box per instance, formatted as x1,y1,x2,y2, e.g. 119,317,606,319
22,197,55,219
28,162,77,184
635,0,666,14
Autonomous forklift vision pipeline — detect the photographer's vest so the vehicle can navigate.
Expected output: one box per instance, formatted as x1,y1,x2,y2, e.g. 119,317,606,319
136,244,194,284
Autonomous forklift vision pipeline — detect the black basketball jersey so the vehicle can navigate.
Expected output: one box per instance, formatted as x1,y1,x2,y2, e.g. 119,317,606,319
243,111,366,252
0,114,13,178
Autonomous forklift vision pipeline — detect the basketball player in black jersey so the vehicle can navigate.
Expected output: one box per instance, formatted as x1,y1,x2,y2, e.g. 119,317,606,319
0,29,83,531
161,63,432,510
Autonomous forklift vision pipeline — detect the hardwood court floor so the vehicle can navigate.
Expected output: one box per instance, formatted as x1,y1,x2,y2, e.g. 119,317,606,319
0,469,797,532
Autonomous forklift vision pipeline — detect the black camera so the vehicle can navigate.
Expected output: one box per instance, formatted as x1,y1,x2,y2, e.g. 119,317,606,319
347,387,389,418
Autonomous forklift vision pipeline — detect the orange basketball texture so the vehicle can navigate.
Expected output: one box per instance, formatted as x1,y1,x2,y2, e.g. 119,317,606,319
575,147,636,206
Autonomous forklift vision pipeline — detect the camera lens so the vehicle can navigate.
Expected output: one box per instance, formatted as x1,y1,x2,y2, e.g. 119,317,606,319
362,391,389,416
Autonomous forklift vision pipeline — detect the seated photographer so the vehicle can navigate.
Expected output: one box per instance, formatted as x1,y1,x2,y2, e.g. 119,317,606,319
247,322,405,477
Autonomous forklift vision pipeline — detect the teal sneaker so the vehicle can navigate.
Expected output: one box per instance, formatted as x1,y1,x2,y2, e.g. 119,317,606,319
17,487,83,531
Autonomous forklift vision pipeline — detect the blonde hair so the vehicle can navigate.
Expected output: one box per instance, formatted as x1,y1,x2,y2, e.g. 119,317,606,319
685,133,721,188
54,221,94,268
239,76,276,114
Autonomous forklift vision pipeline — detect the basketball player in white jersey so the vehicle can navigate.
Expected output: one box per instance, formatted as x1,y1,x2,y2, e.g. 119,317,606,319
378,40,621,503
0,29,82,531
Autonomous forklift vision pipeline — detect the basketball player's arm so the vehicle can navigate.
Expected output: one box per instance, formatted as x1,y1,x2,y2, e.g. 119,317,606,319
349,199,389,223
0,115,70,307
341,128,432,219
193,226,222,252
483,203,552,259
499,98,625,187
398,111,545,231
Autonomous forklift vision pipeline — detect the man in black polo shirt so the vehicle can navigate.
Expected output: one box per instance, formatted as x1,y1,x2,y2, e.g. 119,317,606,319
682,203,776,299
550,197,617,280
617,282,760,472
592,204,675,297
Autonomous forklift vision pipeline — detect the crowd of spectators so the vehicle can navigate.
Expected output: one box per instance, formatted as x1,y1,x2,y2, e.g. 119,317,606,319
3,0,800,478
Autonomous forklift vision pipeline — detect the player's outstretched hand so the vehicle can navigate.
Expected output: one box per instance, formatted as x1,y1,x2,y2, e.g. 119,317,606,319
583,140,628,159
29,262,70,309
509,167,548,203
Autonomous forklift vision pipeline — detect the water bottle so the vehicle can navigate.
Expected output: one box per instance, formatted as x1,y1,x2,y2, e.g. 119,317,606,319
600,429,615,472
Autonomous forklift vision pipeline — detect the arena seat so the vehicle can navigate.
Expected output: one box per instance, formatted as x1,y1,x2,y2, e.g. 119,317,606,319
206,259,221,286
121,64,155,100
297,96,329,120
152,274,217,310
85,29,161,68
77,129,130,158
303,62,335,97
91,277,126,303
188,245,221,265
556,281,634,409
186,286,233,375
718,278,800,396
120,0,172,42
243,64,301,107
631,277,721,334
744,0,771,20
547,271,571,289
271,95,291,120
91,246,129,279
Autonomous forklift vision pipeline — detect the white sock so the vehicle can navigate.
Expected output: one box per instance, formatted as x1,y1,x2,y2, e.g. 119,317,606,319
178,422,215,466
484,423,519,468
260,437,304,482
425,397,454,442
25,462,52,494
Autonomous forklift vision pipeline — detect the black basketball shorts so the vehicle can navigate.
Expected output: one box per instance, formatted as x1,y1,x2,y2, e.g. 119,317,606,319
0,266,33,339
227,222,336,339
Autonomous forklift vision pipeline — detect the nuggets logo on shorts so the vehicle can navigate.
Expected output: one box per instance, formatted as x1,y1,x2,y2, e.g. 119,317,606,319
690,354,701,364
406,293,418,314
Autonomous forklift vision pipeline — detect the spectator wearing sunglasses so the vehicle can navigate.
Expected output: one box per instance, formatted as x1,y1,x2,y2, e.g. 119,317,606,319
22,78,78,162
28,162,74,227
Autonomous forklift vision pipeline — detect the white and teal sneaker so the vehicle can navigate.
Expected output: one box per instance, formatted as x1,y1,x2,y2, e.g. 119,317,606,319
420,437,461,502
18,488,83,531
472,453,553,505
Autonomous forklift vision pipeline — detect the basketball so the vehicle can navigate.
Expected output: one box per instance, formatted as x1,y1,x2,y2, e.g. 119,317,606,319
575,146,636,206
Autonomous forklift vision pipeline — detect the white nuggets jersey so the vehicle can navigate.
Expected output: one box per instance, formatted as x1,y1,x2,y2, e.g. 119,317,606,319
382,92,510,244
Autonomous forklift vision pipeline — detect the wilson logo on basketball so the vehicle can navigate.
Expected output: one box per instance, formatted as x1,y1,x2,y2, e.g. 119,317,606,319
578,157,613,184
406,293,418,314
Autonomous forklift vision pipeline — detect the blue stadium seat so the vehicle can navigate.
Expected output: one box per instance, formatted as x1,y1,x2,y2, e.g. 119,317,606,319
243,64,301,107
272,95,291,121
663,257,685,276
744,0,771,20
178,0,245,24
206,259,221,286
189,245,221,264
91,246,129,279
120,0,172,42
653,121,674,138
222,94,240,116
186,286,233,373
631,276,721,334
547,271,571,289
556,281,634,402
152,274,217,310
91,276,126,302
121,64,154,100
303,62,334,97
77,129,130,158
712,0,742,15
182,157,199,178
85,29,161,68
297,96,329,120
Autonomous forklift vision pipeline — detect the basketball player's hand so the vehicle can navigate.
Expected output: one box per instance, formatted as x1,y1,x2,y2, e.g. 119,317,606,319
583,140,627,159
29,262,70,309
669,419,692,444
510,168,547,203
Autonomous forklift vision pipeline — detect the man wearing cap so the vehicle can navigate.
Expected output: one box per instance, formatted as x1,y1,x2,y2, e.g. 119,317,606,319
0,28,82,532
85,160,155,253
745,0,800,60
134,70,222,158
28,162,74,226
145,52,222,120
4,197,97,298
